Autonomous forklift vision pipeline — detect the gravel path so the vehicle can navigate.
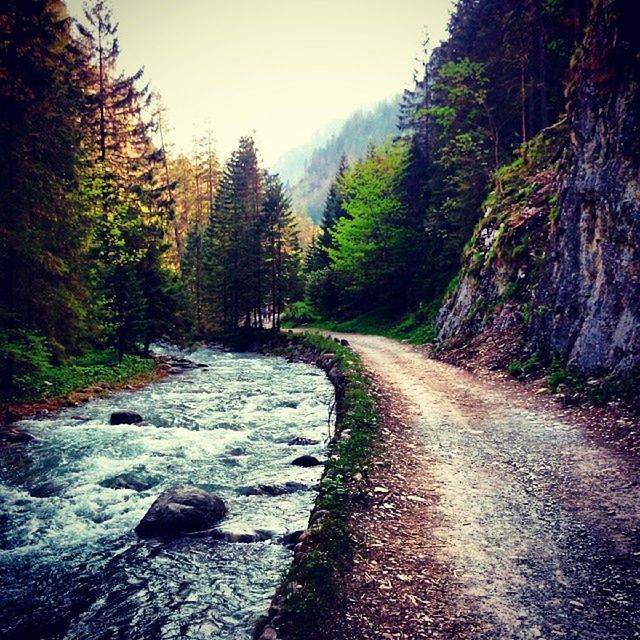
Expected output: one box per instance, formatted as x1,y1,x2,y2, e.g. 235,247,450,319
325,333,640,640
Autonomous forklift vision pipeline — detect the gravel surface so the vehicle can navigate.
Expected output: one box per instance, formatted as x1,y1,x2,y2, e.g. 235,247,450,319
325,333,640,640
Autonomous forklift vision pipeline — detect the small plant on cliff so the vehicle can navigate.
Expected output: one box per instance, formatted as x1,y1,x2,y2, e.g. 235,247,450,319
507,353,543,378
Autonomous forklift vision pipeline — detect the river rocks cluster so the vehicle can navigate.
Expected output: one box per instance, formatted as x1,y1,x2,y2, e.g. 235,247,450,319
240,482,312,496
157,355,204,376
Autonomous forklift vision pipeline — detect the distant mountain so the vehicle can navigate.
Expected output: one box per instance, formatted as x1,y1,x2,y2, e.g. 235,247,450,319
273,118,345,185
278,97,400,222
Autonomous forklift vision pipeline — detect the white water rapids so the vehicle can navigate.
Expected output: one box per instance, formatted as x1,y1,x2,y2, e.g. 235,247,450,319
0,346,334,639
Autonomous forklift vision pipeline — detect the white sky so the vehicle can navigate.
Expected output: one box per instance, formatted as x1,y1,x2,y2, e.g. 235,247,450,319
65,0,455,166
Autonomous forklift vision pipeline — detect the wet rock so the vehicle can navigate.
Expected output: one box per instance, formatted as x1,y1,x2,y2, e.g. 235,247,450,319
291,454,322,467
309,509,330,527
240,481,310,496
340,339,350,347
29,480,64,498
281,530,304,546
1,428,35,444
109,411,143,425
259,627,278,640
70,415,91,422
100,472,160,492
135,485,227,537
252,615,271,640
288,436,320,446
211,529,273,543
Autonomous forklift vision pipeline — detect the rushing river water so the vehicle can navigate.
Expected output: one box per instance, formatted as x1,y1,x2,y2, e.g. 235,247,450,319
0,347,333,640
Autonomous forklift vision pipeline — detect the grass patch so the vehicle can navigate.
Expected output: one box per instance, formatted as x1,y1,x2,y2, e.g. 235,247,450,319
285,304,439,345
279,332,380,637
2,348,156,406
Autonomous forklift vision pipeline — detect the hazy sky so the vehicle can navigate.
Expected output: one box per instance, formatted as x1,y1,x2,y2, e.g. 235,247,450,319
65,0,455,166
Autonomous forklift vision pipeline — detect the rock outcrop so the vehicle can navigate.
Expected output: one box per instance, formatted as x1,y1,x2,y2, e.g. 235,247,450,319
437,0,640,380
530,0,640,376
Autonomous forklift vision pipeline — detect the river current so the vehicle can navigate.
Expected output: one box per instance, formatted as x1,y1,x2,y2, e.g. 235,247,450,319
0,347,333,640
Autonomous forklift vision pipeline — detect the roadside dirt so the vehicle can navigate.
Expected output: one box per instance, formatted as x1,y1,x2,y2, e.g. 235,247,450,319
323,333,640,640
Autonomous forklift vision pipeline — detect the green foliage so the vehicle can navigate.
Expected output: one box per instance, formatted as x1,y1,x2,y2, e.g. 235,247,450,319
0,329,54,395
444,274,461,300
289,306,438,345
203,141,302,333
281,334,379,634
281,301,320,326
499,281,521,302
507,353,543,378
0,333,155,403
328,142,418,311
31,351,155,401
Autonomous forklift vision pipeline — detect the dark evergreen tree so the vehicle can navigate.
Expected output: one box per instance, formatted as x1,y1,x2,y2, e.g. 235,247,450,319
77,0,178,359
203,137,263,332
262,172,302,330
0,0,89,387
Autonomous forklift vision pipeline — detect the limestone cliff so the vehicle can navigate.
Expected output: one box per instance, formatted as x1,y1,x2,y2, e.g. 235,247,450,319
530,0,640,377
437,0,640,379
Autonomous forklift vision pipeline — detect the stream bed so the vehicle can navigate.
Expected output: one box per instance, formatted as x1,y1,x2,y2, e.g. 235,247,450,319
0,347,333,640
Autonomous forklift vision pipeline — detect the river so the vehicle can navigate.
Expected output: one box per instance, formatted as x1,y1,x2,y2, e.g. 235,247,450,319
0,346,333,640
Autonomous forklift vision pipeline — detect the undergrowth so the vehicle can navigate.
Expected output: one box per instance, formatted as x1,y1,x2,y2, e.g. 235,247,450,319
507,352,638,407
1,347,156,406
283,304,439,345
280,332,379,637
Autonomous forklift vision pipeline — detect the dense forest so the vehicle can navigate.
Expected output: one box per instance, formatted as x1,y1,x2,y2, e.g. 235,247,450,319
298,0,639,388
0,0,301,398
302,0,588,322
1,0,638,401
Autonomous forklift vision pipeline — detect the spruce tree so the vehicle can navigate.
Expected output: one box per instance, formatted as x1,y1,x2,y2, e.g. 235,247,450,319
0,0,89,387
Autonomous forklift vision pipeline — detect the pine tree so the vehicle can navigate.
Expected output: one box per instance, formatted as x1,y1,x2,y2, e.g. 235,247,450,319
0,0,90,387
77,0,177,359
262,173,302,330
203,137,263,332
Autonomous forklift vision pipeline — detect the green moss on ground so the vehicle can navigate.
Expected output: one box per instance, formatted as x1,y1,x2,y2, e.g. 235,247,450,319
278,332,380,638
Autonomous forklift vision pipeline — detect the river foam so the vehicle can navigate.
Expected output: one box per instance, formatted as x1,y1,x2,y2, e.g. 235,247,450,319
0,346,333,639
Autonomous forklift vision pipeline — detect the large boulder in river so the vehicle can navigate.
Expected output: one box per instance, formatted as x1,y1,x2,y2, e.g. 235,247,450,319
135,485,227,537
291,455,322,467
110,410,142,425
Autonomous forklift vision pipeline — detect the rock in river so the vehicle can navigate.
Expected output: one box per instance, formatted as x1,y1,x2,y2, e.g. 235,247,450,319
288,436,320,446
291,455,322,467
109,410,143,425
135,485,227,537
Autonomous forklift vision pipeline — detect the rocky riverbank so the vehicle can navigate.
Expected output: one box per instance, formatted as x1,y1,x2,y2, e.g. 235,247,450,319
0,354,200,445
254,332,380,640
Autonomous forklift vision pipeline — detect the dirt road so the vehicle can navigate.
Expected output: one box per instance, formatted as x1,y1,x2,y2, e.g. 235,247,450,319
324,333,640,640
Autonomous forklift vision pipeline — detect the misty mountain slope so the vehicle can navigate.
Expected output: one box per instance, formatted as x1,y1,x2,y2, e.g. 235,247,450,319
282,98,400,221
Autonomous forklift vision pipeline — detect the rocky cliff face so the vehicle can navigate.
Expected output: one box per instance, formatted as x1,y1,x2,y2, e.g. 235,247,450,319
437,0,640,379
530,0,640,377
437,126,565,368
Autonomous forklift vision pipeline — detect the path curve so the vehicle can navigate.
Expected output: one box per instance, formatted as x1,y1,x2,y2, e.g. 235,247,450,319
325,333,639,640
